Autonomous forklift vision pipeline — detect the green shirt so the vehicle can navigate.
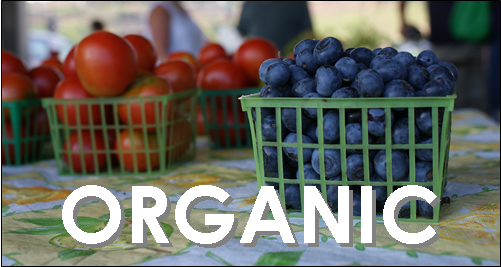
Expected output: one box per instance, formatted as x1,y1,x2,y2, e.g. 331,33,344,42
237,1,312,53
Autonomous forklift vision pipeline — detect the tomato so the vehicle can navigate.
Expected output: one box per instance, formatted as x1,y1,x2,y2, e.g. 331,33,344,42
53,77,103,126
62,131,107,173
233,37,279,86
124,34,157,72
29,66,63,98
153,60,196,93
1,122,32,165
62,46,78,79
29,106,51,136
166,119,193,161
41,57,63,73
197,43,227,66
1,72,36,121
117,76,173,132
75,31,138,97
167,51,199,71
115,129,160,172
197,59,248,90
208,108,248,148
2,50,28,76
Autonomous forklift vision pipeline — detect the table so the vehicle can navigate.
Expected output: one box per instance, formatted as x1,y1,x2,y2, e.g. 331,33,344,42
2,108,500,266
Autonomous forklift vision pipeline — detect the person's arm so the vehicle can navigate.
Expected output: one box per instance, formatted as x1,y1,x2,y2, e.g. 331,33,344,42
399,1,412,38
149,5,171,62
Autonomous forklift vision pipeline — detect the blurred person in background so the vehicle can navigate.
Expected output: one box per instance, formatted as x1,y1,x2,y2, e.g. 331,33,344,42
143,1,207,63
91,20,104,32
400,1,489,115
237,1,313,55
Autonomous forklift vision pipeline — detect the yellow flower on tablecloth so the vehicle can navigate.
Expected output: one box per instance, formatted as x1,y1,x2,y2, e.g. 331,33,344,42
434,214,500,245
235,195,257,209
1,185,72,205
151,174,220,187
472,204,500,213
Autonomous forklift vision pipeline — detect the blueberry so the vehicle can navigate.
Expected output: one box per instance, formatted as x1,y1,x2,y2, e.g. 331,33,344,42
372,48,382,56
415,137,433,161
356,63,368,71
314,37,344,66
296,48,319,76
426,64,440,74
429,65,454,83
422,78,454,96
415,90,423,97
260,84,286,98
291,78,316,97
346,109,362,124
370,173,388,202
438,61,459,82
293,39,319,59
265,61,292,87
377,47,398,58
316,110,340,144
334,57,359,83
302,92,323,119
252,107,275,122
349,47,375,68
326,178,342,212
407,65,429,91
283,58,295,66
331,87,359,98
416,50,439,68
346,154,373,181
355,69,384,97
304,121,318,143
261,115,288,142
344,47,355,55
283,133,314,163
263,146,279,172
297,163,321,191
311,149,342,177
373,150,409,181
281,108,311,133
370,55,392,70
415,108,433,136
315,65,343,97
353,190,362,217
415,161,433,183
367,108,394,137
383,79,415,98
393,51,415,69
392,118,420,145
375,59,407,84
284,183,302,210
398,201,411,218
259,58,282,84
346,123,372,154
288,65,312,86
265,162,297,180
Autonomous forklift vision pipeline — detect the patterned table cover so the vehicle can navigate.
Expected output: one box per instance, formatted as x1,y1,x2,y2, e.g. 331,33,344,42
1,108,500,266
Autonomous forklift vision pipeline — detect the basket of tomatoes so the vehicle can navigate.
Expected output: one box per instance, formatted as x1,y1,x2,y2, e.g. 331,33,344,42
196,38,280,149
1,50,63,165
40,31,198,176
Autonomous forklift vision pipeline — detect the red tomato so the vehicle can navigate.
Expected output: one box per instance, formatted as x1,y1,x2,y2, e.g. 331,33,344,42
1,122,32,165
166,119,193,161
153,60,196,93
62,131,107,173
29,66,63,98
197,43,227,66
208,108,248,148
167,51,199,71
117,76,173,132
197,59,248,90
124,34,157,72
75,31,138,97
41,58,63,73
53,78,103,126
233,37,279,86
2,50,28,76
1,73,36,121
115,129,160,172
62,46,78,79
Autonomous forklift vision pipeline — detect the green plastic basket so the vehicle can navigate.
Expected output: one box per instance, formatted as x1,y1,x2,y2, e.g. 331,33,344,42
200,88,260,149
2,99,53,165
41,88,199,176
240,93,456,223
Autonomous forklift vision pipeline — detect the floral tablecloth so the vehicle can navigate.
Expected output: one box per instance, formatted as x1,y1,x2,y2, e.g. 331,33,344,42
1,108,500,266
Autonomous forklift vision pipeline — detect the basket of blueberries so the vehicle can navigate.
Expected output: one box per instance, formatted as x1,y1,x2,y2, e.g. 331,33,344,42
239,36,456,222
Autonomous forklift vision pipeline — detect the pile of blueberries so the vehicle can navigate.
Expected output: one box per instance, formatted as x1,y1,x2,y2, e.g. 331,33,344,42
255,37,457,219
